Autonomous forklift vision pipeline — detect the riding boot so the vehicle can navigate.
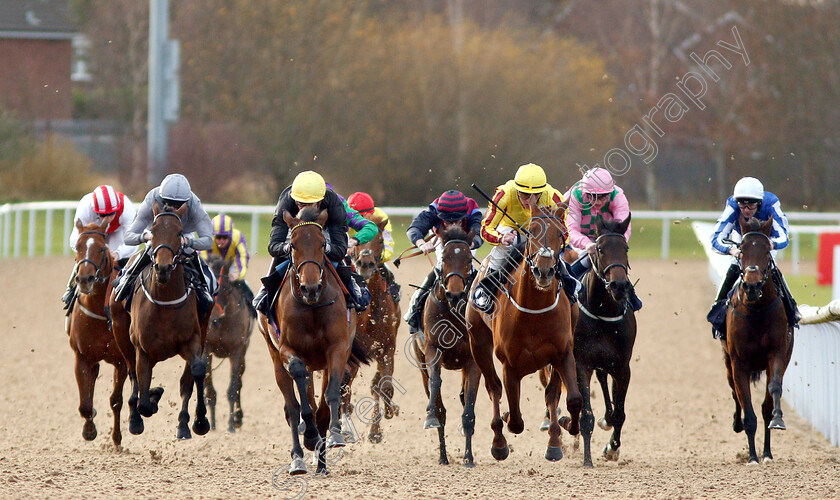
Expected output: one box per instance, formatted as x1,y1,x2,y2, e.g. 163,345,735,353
472,268,506,314
772,267,801,328
62,265,78,310
379,263,401,303
569,253,591,281
557,261,581,305
404,270,436,333
337,264,368,312
707,263,740,340
628,286,643,312
190,253,216,313
114,251,151,302
254,270,283,316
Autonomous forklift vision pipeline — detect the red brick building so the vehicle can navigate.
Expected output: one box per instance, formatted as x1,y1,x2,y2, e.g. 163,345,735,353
0,1,78,119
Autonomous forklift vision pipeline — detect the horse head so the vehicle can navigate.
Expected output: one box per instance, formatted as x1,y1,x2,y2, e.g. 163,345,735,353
74,218,112,294
593,214,632,304
439,226,474,307
150,201,188,284
283,206,329,305
525,204,567,289
353,216,388,280
738,216,773,302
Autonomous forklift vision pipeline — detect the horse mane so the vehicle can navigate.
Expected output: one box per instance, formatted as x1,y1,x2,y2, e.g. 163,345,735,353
206,254,224,274
441,225,469,243
746,217,761,232
298,205,321,222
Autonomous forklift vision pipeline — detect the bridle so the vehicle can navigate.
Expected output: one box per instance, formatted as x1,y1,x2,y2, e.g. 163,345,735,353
737,231,774,298
288,221,327,300
151,212,186,272
436,238,474,302
76,230,111,284
592,233,630,288
523,215,565,282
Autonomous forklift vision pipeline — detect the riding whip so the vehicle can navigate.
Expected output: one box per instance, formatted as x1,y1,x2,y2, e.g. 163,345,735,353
471,183,533,239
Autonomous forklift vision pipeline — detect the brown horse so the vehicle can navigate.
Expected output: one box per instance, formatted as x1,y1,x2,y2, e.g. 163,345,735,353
411,225,482,466
110,202,210,439
572,215,636,467
343,216,401,443
722,216,794,465
205,255,254,433
67,219,127,446
259,206,367,476
466,204,581,462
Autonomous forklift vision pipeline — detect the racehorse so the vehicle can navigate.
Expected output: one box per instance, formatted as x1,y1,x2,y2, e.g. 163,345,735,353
259,206,369,476
572,215,637,467
411,226,482,466
205,255,254,433
343,216,400,444
110,202,210,439
722,216,794,465
67,219,127,446
466,204,581,462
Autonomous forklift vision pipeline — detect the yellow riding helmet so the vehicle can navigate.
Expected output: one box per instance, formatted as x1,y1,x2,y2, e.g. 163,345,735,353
290,170,327,203
513,163,547,194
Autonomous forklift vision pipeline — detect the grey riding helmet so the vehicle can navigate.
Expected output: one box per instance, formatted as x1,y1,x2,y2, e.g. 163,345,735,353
160,174,192,203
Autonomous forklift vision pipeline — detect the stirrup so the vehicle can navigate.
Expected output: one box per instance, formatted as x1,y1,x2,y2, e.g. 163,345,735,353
472,286,495,314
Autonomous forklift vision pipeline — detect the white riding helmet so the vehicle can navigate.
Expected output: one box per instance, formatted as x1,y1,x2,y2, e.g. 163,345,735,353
733,177,764,202
160,174,192,202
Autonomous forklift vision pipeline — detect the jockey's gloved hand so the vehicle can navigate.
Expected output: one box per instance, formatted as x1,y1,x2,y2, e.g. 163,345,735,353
729,247,741,259
181,235,191,248
586,241,597,256
229,270,240,281
142,229,152,242
417,239,435,254
281,242,290,254
501,232,517,246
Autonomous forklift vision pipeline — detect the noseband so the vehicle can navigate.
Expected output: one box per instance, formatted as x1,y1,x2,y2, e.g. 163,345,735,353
738,231,774,298
592,233,630,287
76,230,111,283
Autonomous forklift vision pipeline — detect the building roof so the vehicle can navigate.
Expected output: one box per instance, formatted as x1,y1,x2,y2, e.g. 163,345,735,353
0,0,77,40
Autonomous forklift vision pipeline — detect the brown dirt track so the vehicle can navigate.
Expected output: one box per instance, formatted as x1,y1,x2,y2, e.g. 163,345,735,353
1,255,838,499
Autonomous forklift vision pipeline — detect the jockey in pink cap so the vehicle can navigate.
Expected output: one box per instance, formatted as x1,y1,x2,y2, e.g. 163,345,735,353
565,167,642,311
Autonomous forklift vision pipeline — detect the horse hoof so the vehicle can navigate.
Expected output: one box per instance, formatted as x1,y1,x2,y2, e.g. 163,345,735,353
342,430,358,444
558,415,571,430
315,466,329,476
490,445,510,461
368,432,382,444
463,460,475,469
289,457,307,476
138,403,156,418
540,419,550,432
545,446,564,462
603,442,620,461
192,417,210,436
424,415,441,429
327,432,345,448
746,458,760,466
768,418,786,430
234,410,243,428
150,387,165,403
763,456,773,464
129,417,144,435
82,421,97,441
303,432,320,452
439,456,450,465
177,426,192,440
597,417,612,431
385,405,399,419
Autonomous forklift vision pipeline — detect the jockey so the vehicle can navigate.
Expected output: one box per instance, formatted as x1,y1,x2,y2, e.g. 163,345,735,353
403,190,483,334
115,174,217,315
201,214,256,313
347,191,402,303
62,185,139,310
252,170,369,314
565,167,642,311
472,163,578,314
707,176,800,339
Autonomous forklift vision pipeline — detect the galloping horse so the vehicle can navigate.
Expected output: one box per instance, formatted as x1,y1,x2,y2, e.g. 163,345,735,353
466,204,581,462
722,216,794,465
205,255,254,433
572,215,637,467
343,216,400,443
67,219,127,446
259,207,368,476
411,226,482,466
111,202,210,439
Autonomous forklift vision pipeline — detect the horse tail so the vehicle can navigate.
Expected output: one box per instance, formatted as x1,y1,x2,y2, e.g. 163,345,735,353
349,336,372,368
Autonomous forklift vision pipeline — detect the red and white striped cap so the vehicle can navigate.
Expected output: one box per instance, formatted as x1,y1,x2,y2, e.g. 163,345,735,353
92,185,122,214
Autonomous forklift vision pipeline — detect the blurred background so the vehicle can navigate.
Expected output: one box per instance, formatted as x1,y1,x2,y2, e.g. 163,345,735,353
1,0,838,209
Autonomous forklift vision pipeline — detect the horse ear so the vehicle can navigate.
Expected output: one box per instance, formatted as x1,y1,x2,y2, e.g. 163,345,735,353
97,217,109,232
594,217,606,236
176,202,189,218
153,201,161,216
467,229,476,242
617,213,631,235
75,218,84,232
761,217,773,234
282,210,295,227
738,215,750,234
317,209,328,226
376,217,388,232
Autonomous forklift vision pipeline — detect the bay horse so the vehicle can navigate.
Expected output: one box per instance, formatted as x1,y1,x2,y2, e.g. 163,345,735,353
110,201,210,439
259,206,368,476
722,216,793,465
67,219,127,446
466,204,581,462
343,216,400,443
571,215,636,467
411,226,482,466
205,255,254,433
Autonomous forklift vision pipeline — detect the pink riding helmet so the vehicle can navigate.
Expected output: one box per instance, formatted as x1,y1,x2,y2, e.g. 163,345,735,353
581,168,615,195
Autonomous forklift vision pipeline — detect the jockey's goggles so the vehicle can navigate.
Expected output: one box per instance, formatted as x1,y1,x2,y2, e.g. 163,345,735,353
736,199,759,208
582,192,610,203
98,211,117,218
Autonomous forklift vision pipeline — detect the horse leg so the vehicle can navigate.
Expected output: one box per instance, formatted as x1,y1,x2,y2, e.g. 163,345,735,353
423,346,444,430
381,345,399,419
596,369,614,430
461,362,482,468
205,354,218,431
110,301,143,434
228,351,246,433
539,367,552,432
577,365,595,467
603,367,630,462
109,362,128,447
732,363,759,465
340,364,359,443
127,369,143,435
763,357,788,463
136,350,158,418
502,367,525,435
368,368,383,444
544,363,566,462
177,361,194,440
74,355,100,441
324,365,346,450
276,366,307,475
468,321,507,460
557,349,583,436
287,356,319,451
723,349,743,433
